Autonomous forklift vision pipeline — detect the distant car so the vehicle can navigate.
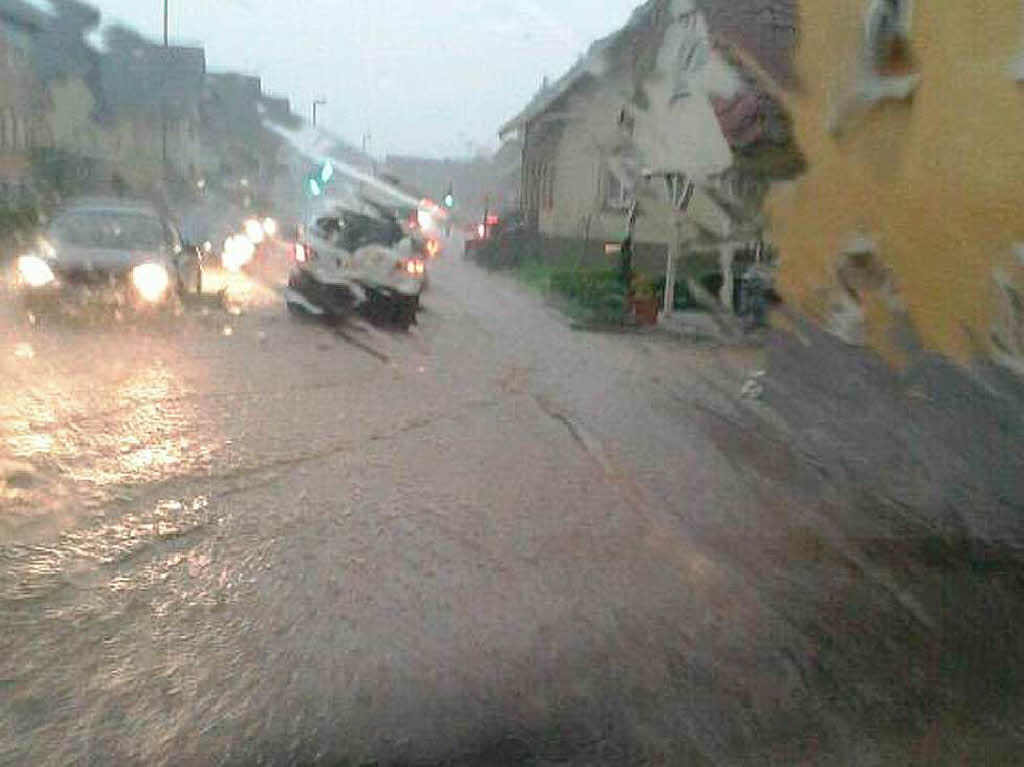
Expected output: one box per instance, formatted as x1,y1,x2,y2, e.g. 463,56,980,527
285,207,425,330
14,199,203,315
464,211,521,258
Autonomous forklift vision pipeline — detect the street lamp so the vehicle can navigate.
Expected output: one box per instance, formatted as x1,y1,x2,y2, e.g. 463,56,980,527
312,99,327,128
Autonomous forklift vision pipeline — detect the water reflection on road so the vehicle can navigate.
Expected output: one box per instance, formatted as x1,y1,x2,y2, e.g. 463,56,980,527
1,320,223,533
4,254,1020,766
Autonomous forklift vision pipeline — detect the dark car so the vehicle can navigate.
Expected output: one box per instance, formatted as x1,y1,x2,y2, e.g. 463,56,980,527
15,199,203,315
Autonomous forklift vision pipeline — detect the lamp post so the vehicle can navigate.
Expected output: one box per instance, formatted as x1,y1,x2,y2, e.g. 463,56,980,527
161,0,169,174
312,99,326,128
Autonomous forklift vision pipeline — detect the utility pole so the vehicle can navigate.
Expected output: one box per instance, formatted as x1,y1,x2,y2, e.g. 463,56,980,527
362,132,375,176
161,0,169,175
312,99,326,128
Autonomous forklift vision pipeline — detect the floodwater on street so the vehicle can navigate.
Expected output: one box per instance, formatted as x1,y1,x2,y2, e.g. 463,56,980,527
1,248,1022,765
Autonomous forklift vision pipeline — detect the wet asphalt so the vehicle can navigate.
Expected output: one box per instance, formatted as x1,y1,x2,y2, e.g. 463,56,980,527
1,245,1021,766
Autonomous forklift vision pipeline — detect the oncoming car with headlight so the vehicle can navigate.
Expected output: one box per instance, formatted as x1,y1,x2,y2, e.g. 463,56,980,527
14,199,203,315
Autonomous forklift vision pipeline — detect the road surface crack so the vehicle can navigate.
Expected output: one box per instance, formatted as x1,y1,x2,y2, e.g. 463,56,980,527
161,398,500,502
532,395,614,477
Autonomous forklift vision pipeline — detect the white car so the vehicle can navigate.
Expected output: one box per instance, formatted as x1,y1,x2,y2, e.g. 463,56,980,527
285,207,425,329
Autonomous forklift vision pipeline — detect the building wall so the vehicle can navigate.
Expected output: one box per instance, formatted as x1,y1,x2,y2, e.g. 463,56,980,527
541,77,634,245
767,0,1024,366
47,77,99,158
534,76,688,252
103,116,199,190
528,7,741,264
0,16,46,188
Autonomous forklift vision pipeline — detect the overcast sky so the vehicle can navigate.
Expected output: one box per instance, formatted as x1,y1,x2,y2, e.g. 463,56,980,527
85,0,640,159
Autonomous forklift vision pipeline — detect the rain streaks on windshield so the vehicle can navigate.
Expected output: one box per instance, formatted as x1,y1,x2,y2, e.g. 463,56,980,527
1,1,1022,765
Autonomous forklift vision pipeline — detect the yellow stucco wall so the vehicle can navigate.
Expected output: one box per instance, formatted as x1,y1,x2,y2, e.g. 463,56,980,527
767,0,1024,363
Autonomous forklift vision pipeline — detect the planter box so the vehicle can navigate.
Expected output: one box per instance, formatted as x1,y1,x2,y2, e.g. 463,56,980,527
629,295,659,325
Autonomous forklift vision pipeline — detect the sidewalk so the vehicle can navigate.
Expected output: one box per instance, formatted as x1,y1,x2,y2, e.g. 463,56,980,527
734,320,1024,544
658,308,756,345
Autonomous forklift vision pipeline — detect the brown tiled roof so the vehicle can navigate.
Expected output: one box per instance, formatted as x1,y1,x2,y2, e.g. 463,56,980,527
695,0,799,88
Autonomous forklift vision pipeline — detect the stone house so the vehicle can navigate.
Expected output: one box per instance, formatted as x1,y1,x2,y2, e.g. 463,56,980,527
98,43,206,190
754,0,1024,373
498,0,802,310
200,72,270,188
33,0,108,190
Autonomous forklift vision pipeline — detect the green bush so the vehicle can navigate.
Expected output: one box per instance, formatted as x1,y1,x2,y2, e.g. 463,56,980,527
549,268,627,322
469,233,536,270
652,275,697,311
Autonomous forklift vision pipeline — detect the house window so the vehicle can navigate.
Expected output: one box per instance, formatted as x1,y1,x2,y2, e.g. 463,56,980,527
1014,1,1024,81
2,109,14,152
992,246,1024,365
828,0,920,134
604,169,631,211
993,277,1024,362
15,117,27,151
865,0,914,77
528,163,541,212
617,107,635,137
672,10,710,100
541,163,554,211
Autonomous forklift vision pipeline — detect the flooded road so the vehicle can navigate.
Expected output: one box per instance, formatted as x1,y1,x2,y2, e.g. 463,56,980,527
2,250,1022,765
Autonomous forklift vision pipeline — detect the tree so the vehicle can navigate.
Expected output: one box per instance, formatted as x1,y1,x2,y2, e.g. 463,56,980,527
37,0,101,83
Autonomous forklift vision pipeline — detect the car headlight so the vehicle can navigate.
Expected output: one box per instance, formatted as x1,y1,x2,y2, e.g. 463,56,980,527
132,263,170,302
16,255,55,288
262,217,278,238
244,219,265,245
223,235,255,272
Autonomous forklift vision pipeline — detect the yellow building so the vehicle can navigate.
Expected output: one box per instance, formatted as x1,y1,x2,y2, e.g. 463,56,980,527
764,0,1024,372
